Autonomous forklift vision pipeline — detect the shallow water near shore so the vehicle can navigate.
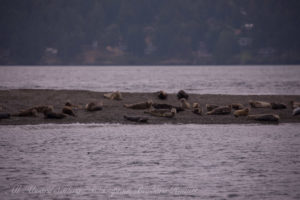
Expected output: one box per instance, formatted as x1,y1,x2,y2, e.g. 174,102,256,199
1,65,300,95
0,123,300,199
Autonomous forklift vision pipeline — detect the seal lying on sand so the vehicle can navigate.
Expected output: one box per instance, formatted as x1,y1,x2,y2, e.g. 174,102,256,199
0,113,10,119
231,103,244,110
192,103,202,115
206,104,219,112
62,106,76,116
85,101,103,111
292,107,300,116
248,114,280,122
124,100,153,109
65,101,82,109
12,108,38,117
291,101,300,109
145,108,176,118
249,100,271,108
233,108,250,117
157,90,168,100
43,109,66,119
124,115,148,123
271,102,287,109
207,105,232,115
30,105,54,113
177,90,189,99
180,98,191,109
152,103,184,112
104,91,122,100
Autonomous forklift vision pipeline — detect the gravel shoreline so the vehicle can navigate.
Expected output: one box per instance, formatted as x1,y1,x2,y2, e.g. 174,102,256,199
0,89,299,125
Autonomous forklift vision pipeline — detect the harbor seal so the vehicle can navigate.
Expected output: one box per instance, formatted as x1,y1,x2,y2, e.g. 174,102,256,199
177,90,189,99
124,115,148,123
248,114,280,122
231,103,244,110
157,90,168,100
206,105,232,115
0,113,10,119
145,108,176,118
85,101,103,111
124,100,153,109
12,108,38,117
180,98,191,109
206,104,219,111
291,101,300,109
192,103,202,115
43,109,67,119
104,91,122,100
233,108,250,117
62,106,76,116
270,102,287,109
30,105,54,113
152,103,184,112
292,107,300,116
249,100,271,108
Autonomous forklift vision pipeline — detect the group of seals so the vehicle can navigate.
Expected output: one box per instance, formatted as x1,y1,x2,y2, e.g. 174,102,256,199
1,89,299,124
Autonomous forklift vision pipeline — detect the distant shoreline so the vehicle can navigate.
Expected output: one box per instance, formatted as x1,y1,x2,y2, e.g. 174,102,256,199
0,89,299,125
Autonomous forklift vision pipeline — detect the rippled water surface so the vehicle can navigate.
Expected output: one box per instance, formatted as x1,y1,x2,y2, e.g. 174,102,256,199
0,123,300,199
0,65,300,94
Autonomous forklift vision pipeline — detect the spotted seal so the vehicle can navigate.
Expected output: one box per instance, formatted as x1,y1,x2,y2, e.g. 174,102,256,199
180,98,191,109
233,108,250,117
124,115,148,123
145,108,176,118
192,103,202,115
124,100,153,109
157,90,168,100
43,109,67,119
104,91,122,100
270,102,287,109
249,100,271,108
85,101,103,111
12,108,38,117
177,90,189,99
292,107,300,116
62,106,76,116
206,104,219,112
231,103,244,110
152,103,184,112
291,101,300,109
248,114,280,122
206,105,232,115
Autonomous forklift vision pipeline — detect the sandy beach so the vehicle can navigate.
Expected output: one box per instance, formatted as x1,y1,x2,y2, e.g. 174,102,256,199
0,89,299,125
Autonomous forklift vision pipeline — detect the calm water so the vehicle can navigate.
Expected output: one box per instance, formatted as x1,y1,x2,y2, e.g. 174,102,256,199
0,123,300,200
0,65,300,94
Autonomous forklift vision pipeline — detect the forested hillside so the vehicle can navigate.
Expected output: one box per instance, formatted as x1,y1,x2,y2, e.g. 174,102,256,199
1,0,300,65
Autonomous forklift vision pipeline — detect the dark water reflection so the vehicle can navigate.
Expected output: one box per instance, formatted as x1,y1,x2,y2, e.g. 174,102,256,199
0,123,300,199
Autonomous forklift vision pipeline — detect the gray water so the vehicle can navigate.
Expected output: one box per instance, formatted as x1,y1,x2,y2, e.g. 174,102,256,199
0,65,300,94
0,123,300,200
